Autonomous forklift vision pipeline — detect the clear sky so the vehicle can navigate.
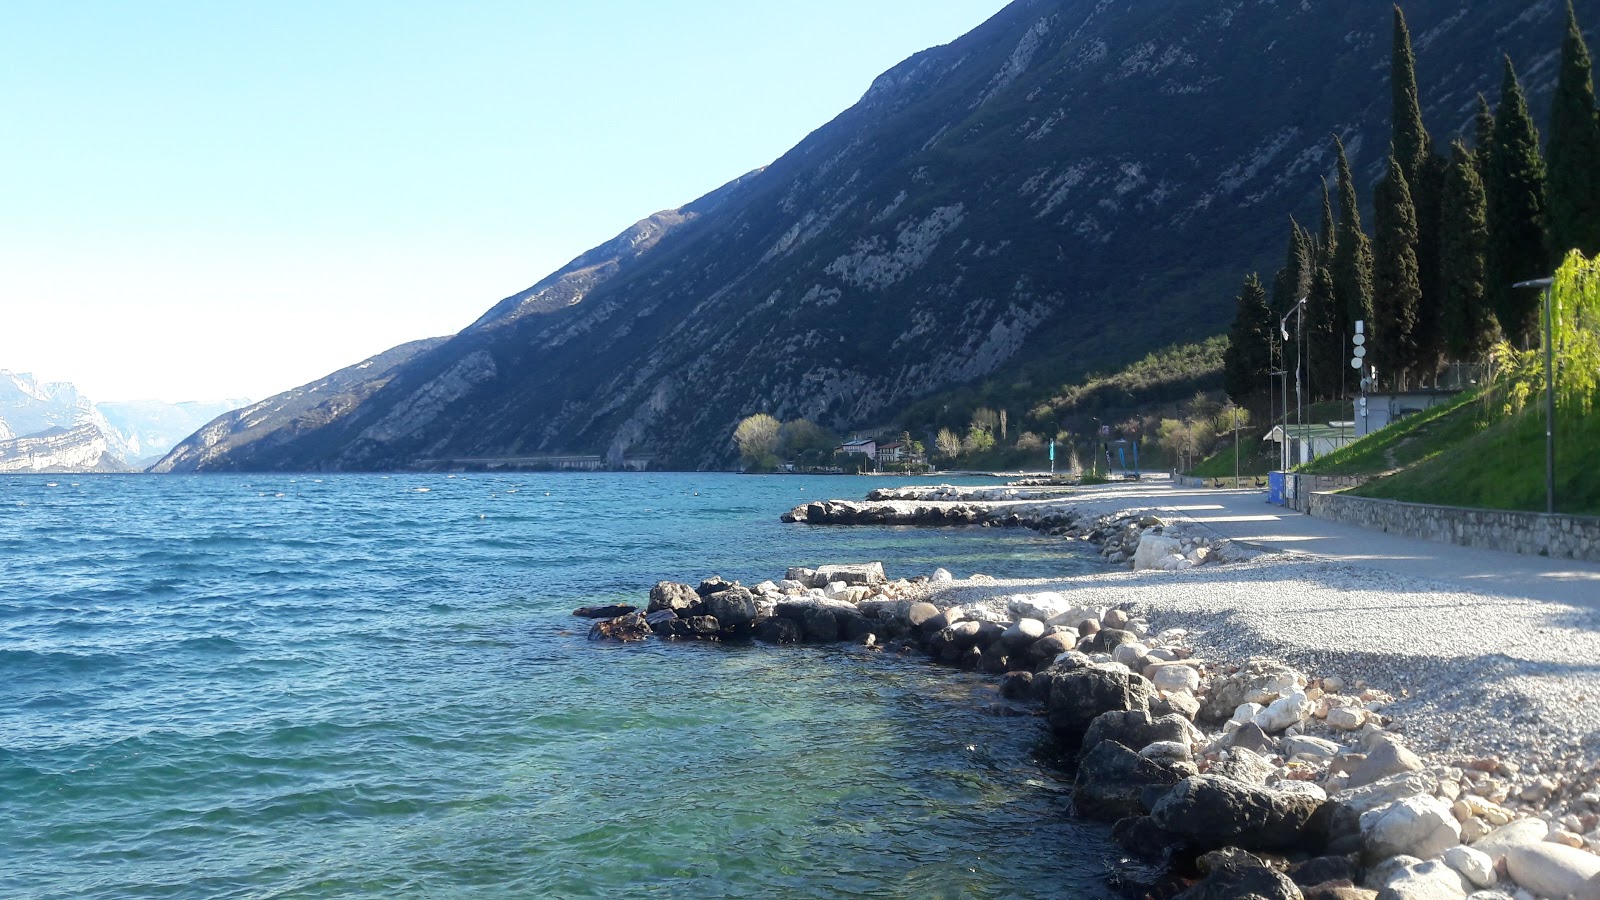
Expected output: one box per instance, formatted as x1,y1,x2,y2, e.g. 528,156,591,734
0,1,1008,404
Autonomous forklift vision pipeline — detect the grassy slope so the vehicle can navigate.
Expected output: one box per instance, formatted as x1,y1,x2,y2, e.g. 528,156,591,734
1295,390,1600,516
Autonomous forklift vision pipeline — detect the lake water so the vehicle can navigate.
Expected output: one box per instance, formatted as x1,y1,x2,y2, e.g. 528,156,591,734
1,473,1126,898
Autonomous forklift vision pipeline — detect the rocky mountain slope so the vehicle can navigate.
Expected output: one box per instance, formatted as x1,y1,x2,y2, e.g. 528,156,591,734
98,398,250,467
167,0,1591,472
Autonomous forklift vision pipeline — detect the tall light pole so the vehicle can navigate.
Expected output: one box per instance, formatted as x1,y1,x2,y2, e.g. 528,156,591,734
1514,277,1556,514
1278,297,1306,468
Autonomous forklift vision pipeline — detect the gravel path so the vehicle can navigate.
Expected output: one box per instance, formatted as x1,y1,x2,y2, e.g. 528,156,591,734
905,480,1600,775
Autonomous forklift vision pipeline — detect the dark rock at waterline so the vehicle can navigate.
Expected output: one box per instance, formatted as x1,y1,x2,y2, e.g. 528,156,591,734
1073,740,1191,822
704,587,758,628
1150,775,1327,853
752,617,801,644
685,615,721,637
588,612,652,642
646,609,679,634
573,603,638,619
836,609,875,642
980,651,1011,675
958,645,984,669
1000,671,1034,700
973,620,1005,648
1046,668,1157,749
1080,710,1196,761
648,581,703,615
1112,815,1181,862
1176,848,1304,900
800,606,839,643
1080,627,1138,655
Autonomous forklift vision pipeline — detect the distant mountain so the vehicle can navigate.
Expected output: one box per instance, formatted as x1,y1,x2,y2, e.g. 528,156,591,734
168,0,1593,472
150,338,447,473
98,398,250,467
0,371,251,472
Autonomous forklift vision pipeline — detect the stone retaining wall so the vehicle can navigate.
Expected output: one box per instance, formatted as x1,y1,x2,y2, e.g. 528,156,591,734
1289,474,1376,512
1308,491,1600,562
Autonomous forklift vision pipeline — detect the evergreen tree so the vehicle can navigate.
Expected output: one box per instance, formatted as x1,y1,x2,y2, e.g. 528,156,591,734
1318,179,1337,266
1485,58,1550,345
1389,6,1430,181
1304,260,1340,401
1441,140,1497,359
1224,273,1274,404
1331,136,1372,394
1546,0,1600,262
1270,219,1312,317
1371,150,1422,387
1474,93,1495,177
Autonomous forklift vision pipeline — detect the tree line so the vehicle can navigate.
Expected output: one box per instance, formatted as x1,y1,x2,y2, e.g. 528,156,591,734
1224,2,1600,406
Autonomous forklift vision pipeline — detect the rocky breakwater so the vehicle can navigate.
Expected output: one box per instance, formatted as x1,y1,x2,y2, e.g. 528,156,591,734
785,484,1242,572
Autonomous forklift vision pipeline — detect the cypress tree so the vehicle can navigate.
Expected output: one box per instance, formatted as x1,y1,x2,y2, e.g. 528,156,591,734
1474,93,1495,177
1331,136,1372,392
1371,150,1422,387
1441,140,1496,359
1546,0,1600,261
1390,6,1430,181
1224,273,1274,405
1485,58,1549,345
1318,179,1337,266
1271,219,1312,317
1304,260,1340,401
1411,152,1449,382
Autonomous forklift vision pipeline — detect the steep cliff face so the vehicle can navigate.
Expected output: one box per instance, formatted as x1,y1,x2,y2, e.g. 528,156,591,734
178,0,1589,472
0,425,133,473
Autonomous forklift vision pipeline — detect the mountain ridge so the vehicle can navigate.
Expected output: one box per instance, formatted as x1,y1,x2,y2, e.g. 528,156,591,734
159,0,1592,472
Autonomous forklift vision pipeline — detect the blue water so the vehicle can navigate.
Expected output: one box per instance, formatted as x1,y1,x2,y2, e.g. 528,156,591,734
1,473,1121,898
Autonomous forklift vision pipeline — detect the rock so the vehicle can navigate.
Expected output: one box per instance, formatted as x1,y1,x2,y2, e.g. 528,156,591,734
931,567,954,583
1151,774,1328,852
1228,723,1280,757
1332,772,1441,818
1142,741,1192,763
573,603,638,618
1347,737,1424,791
784,566,817,586
696,576,735,597
1080,709,1196,759
1466,818,1547,865
1112,641,1150,669
1361,795,1462,862
1328,707,1368,731
751,616,801,644
1134,533,1184,570
1304,884,1377,900
1000,618,1046,649
1112,815,1180,861
648,581,702,615
1440,847,1495,890
999,671,1034,700
683,615,721,637
1211,747,1278,786
1204,660,1307,723
1289,856,1362,888
1008,591,1071,622
1154,690,1202,721
704,587,758,629
1256,691,1313,733
906,601,941,628
1073,740,1189,821
1504,843,1600,899
1374,859,1468,899
1151,663,1201,694
645,608,678,630
1025,632,1077,669
1046,667,1157,749
1102,608,1131,630
1284,736,1343,760
777,579,808,593
1080,628,1138,655
1176,850,1305,899
587,611,653,642
813,562,886,586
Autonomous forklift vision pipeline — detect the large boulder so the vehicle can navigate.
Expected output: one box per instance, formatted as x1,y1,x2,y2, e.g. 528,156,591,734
704,587,758,629
1360,795,1461,862
587,612,652,642
1466,817,1547,865
1073,739,1192,821
1346,737,1425,791
1504,843,1600,899
573,603,637,619
1046,667,1157,748
1371,859,1467,900
1151,774,1328,853
648,581,702,615
1079,709,1196,759
1000,618,1047,650
1079,628,1139,655
751,617,801,644
1133,533,1184,570
1025,632,1077,669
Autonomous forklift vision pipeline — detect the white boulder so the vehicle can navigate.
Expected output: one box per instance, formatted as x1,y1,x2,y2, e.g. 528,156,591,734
1361,795,1462,861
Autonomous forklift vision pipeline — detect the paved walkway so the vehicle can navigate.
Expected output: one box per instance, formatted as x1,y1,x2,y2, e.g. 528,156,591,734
1066,478,1600,609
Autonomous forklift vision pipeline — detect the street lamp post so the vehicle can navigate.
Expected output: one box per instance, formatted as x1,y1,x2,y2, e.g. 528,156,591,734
1514,277,1557,514
1278,297,1307,469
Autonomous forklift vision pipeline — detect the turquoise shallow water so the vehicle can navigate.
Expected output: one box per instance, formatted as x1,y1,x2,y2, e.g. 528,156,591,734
1,473,1123,898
